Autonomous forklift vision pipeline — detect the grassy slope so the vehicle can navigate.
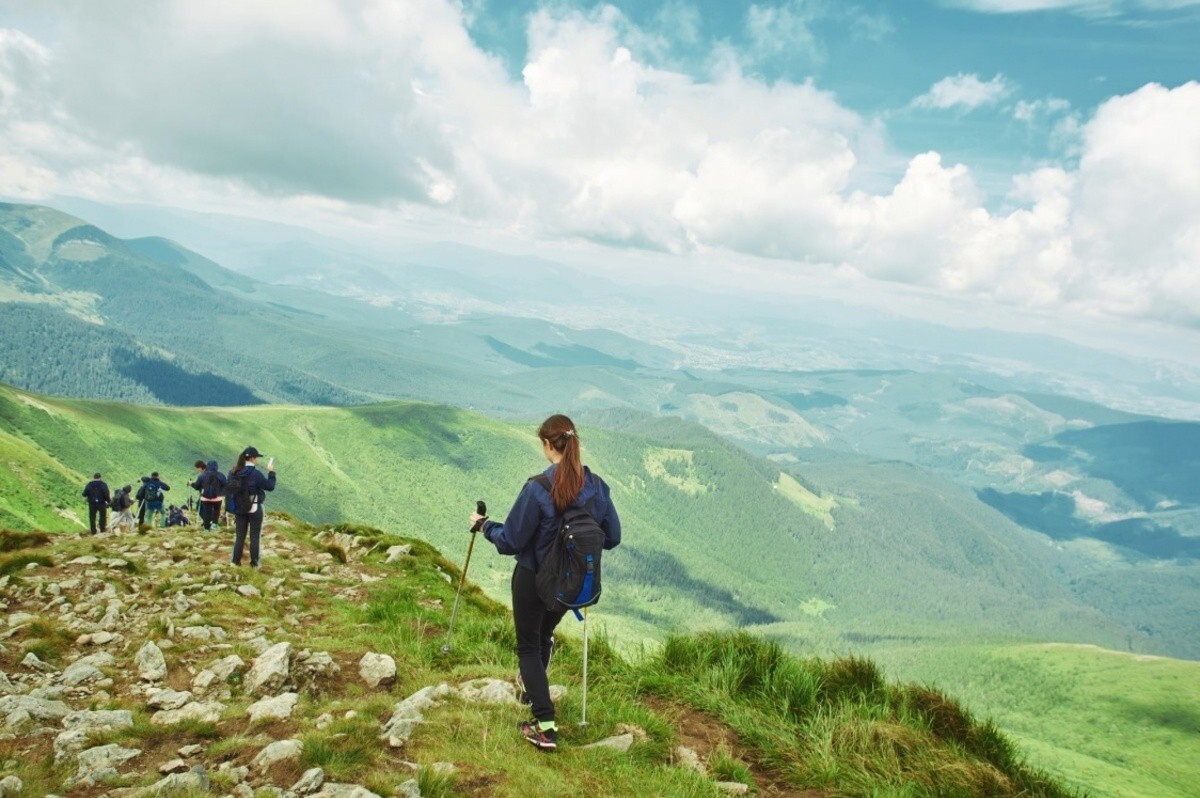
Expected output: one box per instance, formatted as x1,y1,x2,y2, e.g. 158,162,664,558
875,643,1200,798
0,519,1078,798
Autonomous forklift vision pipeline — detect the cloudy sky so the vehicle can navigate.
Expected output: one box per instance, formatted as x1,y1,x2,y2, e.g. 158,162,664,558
1,0,1198,336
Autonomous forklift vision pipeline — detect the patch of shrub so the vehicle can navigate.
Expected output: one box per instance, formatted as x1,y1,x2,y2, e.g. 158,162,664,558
0,529,52,551
0,552,53,576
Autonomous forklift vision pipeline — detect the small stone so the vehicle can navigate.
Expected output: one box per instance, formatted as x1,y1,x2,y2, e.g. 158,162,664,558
290,767,325,795
60,662,104,687
458,678,518,705
385,544,412,563
247,692,299,722
158,758,188,774
674,745,705,773
253,738,303,770
150,700,223,726
148,764,209,795
20,652,55,673
581,733,635,752
178,744,203,757
68,743,140,786
7,612,35,627
715,782,750,795
358,653,396,688
147,689,193,711
209,654,246,681
396,779,421,798
191,670,217,691
0,775,21,797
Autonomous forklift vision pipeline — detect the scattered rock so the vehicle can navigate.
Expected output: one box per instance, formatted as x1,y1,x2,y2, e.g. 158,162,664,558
246,642,292,696
0,694,70,724
158,758,188,774
715,782,750,795
147,689,193,711
20,652,55,673
208,654,246,680
358,653,396,688
177,744,203,757
290,767,325,795
396,780,421,798
144,764,209,796
253,738,303,770
385,545,412,563
458,678,518,705
150,700,223,726
135,641,168,682
74,631,118,646
315,785,385,798
7,612,35,628
236,584,262,598
59,662,104,687
674,745,706,773
381,684,454,748
247,692,299,722
62,709,134,732
68,743,141,786
0,776,20,797
581,733,635,752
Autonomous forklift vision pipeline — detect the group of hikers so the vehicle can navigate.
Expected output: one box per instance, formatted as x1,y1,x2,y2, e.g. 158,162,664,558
81,446,277,568
79,415,620,752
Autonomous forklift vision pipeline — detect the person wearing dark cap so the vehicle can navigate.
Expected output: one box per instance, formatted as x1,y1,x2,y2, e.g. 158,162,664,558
228,446,276,568
82,473,110,535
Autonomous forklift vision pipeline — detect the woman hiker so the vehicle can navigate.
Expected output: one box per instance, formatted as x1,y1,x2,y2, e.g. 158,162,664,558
469,414,621,751
228,446,276,568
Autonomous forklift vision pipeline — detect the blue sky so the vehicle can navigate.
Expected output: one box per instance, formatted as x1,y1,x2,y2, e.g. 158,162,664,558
0,0,1198,333
465,0,1200,192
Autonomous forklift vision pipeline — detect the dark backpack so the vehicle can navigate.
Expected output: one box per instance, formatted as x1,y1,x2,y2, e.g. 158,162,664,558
224,471,254,516
201,471,224,499
531,474,606,618
109,492,121,510
143,482,163,504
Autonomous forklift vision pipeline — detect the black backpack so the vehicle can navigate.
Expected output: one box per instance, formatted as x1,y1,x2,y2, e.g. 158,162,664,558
109,492,121,510
531,474,606,617
143,482,163,503
224,471,254,516
201,471,224,499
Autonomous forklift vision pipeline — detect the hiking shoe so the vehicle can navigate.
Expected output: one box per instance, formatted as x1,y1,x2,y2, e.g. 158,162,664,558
520,720,558,751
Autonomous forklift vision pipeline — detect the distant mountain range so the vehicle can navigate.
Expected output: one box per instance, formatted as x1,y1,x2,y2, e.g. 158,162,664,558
1,200,1197,661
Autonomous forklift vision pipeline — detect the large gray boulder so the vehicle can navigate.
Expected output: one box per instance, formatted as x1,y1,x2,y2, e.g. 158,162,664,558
252,738,303,771
358,653,396,688
0,694,70,724
246,692,299,722
245,642,292,696
135,641,168,682
68,743,141,787
150,701,223,726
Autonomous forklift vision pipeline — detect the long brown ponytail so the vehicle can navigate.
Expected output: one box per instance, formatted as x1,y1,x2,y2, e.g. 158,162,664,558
539,414,583,514
232,452,248,475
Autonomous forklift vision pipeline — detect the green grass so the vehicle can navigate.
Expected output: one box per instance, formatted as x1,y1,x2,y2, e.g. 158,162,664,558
875,642,1200,798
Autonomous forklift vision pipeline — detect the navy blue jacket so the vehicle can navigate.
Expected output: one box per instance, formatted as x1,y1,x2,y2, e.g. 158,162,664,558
482,465,620,574
82,479,110,508
191,461,227,499
233,465,276,505
141,478,170,507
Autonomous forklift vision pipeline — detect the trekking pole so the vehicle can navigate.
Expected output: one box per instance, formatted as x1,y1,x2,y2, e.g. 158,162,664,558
580,606,590,726
442,500,486,654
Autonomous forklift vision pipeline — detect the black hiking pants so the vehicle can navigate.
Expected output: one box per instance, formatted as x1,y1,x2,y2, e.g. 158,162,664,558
512,564,566,723
232,507,263,567
88,505,107,534
199,500,221,529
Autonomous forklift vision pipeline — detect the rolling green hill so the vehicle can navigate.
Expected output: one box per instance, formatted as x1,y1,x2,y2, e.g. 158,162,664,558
0,381,1135,654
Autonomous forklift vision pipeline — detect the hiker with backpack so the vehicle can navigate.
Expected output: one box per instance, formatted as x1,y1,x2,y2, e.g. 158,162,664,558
82,473,110,535
469,414,621,751
226,446,275,568
191,459,227,531
141,472,171,527
111,485,135,534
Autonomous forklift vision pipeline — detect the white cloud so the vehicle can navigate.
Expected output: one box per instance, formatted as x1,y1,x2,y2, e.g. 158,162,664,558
745,1,821,65
1014,96,1071,122
912,73,1014,111
1,3,1199,329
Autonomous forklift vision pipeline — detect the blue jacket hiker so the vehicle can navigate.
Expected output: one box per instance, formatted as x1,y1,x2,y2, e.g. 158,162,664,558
229,446,276,568
471,414,621,752
141,472,170,528
191,459,227,531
